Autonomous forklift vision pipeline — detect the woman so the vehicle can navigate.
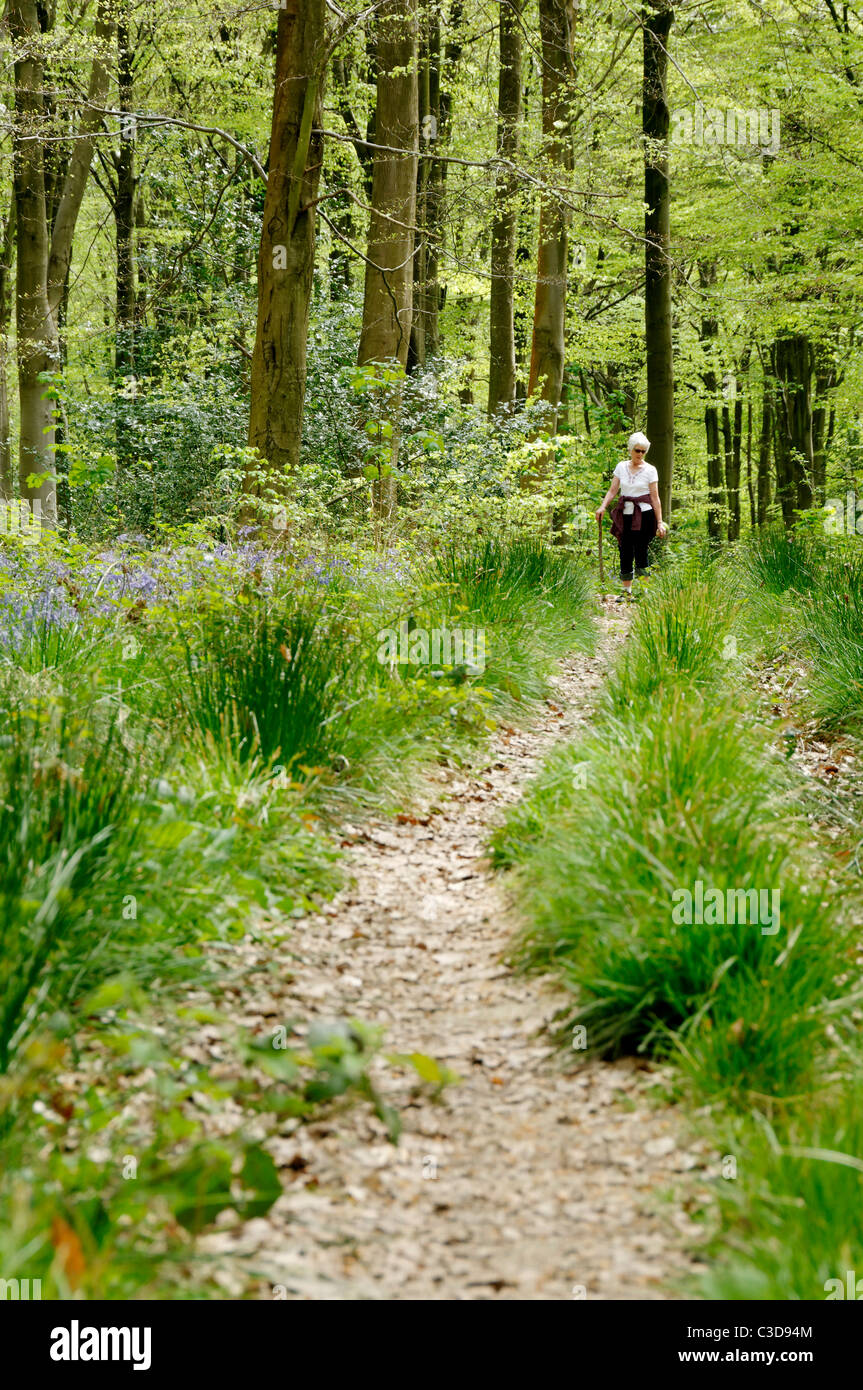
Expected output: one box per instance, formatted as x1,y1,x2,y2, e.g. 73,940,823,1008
595,432,667,600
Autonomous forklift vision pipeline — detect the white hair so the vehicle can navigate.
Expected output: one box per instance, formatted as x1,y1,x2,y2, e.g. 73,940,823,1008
628,432,651,454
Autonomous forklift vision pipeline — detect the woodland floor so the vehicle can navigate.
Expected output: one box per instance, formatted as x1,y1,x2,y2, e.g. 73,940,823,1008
195,600,711,1300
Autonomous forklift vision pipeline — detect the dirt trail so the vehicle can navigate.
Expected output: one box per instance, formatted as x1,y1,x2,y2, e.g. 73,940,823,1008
202,603,705,1300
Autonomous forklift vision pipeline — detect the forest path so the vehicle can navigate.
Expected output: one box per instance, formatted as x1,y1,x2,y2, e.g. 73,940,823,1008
204,600,705,1300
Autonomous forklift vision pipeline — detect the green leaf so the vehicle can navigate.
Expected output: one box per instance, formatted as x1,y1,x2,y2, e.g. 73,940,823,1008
171,1144,234,1234
238,1143,281,1219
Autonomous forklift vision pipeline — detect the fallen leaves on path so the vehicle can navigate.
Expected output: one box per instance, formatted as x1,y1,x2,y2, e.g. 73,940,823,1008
195,607,709,1300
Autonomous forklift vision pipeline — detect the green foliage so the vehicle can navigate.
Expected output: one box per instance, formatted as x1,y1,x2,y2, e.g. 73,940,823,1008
496,566,849,1105
0,704,144,1072
739,522,825,597
0,521,593,1297
701,1089,863,1300
178,592,361,770
802,545,863,732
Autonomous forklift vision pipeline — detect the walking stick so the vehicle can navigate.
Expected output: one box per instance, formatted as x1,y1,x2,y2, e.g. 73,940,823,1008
597,514,605,593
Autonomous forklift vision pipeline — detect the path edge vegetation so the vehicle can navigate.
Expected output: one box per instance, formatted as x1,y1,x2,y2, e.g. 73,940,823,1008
492,530,863,1301
0,528,594,1299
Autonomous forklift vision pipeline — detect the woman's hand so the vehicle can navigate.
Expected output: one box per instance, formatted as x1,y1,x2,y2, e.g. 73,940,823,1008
657,520,668,538
595,505,605,520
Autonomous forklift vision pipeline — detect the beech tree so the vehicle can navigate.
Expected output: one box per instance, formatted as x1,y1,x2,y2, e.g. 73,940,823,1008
9,0,113,525
356,0,418,511
488,0,524,415
248,0,326,481
642,0,674,517
527,0,576,431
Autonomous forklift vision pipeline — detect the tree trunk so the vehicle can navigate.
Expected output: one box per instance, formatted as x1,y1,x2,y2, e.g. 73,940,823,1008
115,8,137,473
771,332,814,523
357,0,418,515
527,0,575,431
423,1,461,362
10,0,61,525
643,0,675,517
514,185,533,398
722,396,738,540
488,0,523,415
697,261,723,541
757,377,772,524
248,0,326,481
746,397,754,528
727,346,750,541
811,343,840,505
705,401,723,541
358,0,418,372
0,203,15,502
325,77,355,299
9,0,113,526
408,28,430,371
115,11,136,382
329,50,372,295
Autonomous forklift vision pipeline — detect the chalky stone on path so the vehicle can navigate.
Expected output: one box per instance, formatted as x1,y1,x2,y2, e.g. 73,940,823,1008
200,608,706,1300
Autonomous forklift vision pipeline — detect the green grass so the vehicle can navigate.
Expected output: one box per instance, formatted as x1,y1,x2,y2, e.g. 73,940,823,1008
606,560,742,713
0,527,596,1297
496,562,852,1105
178,592,362,770
497,547,863,1300
0,703,145,1072
702,1085,863,1299
497,689,845,1102
802,546,863,732
738,521,825,597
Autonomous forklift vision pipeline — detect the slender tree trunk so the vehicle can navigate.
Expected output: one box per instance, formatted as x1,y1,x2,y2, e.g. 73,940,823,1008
115,10,137,473
423,14,442,360
248,0,326,482
698,260,722,541
488,0,523,415
420,1,461,362
357,0,418,515
115,12,136,382
746,397,754,528
514,184,532,398
722,395,736,540
528,0,575,430
328,52,368,295
9,0,113,526
643,0,675,517
771,332,814,523
0,203,16,502
811,344,839,505
325,100,355,298
408,29,430,371
757,377,772,524
10,0,60,525
727,345,750,541
705,401,723,541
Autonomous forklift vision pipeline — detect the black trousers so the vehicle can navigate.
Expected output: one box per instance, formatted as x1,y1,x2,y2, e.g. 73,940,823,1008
618,508,657,581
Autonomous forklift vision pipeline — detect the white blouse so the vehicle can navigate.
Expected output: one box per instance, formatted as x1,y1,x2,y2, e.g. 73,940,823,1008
613,460,658,514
